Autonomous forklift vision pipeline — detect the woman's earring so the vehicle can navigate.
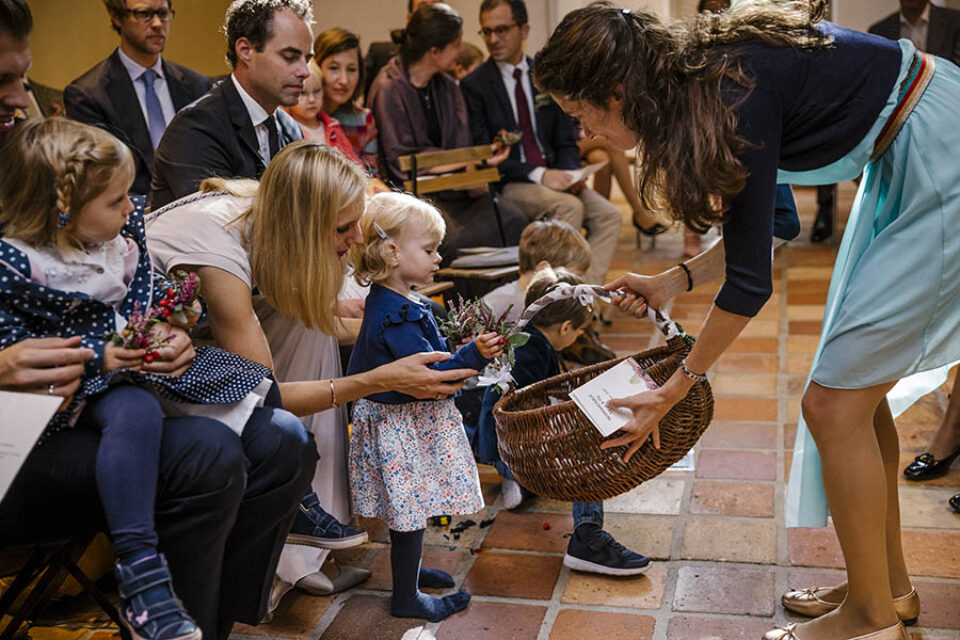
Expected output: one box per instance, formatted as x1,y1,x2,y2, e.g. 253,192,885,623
57,211,71,229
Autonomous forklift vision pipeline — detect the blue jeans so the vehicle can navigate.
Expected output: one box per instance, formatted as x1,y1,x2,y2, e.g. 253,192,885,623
493,461,603,529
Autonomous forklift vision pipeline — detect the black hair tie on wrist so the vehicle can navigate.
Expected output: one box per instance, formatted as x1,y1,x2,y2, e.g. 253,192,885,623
677,262,693,292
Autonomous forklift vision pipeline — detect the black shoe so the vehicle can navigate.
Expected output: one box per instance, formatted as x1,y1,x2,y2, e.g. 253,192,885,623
563,524,651,576
903,447,960,481
562,328,616,365
286,492,369,549
810,207,833,243
950,493,960,513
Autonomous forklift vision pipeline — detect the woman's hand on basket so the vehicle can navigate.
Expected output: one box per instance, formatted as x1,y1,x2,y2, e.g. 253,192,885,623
600,376,690,461
604,272,671,315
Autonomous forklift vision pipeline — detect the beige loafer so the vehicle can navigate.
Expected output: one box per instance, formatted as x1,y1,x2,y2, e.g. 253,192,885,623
763,621,908,640
781,586,920,626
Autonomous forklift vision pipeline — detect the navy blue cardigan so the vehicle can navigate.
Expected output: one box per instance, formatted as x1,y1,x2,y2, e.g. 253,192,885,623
717,23,901,317
346,283,490,404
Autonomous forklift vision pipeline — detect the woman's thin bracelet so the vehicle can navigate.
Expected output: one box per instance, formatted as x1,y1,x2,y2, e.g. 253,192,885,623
679,358,708,383
329,379,339,407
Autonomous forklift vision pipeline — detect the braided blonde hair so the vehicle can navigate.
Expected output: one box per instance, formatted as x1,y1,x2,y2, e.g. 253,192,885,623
0,119,134,251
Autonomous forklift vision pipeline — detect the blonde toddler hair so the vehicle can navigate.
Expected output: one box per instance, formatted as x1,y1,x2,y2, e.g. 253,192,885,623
0,118,134,252
202,141,367,334
350,191,445,285
518,219,591,275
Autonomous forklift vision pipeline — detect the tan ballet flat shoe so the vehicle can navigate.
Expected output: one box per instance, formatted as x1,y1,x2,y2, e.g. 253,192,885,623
781,587,920,626
762,622,908,640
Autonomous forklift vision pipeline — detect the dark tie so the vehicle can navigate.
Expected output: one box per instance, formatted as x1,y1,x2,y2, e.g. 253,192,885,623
513,67,544,167
141,69,167,149
264,114,280,161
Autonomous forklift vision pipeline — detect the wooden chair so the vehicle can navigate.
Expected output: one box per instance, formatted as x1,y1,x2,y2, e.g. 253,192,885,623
399,145,509,247
0,536,121,640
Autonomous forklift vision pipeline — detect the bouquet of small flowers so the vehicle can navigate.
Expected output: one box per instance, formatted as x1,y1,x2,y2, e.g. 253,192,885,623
494,129,522,149
438,296,529,391
157,270,202,329
105,302,170,363
104,271,203,363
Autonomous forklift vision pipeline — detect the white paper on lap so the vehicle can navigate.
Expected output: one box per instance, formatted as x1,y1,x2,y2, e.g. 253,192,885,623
0,391,62,501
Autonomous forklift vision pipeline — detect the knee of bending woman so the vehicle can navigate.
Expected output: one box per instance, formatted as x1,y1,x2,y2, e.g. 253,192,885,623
801,383,855,444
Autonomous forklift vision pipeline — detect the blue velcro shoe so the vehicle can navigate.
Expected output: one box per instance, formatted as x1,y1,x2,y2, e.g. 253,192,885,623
286,492,369,549
563,524,651,576
115,553,201,640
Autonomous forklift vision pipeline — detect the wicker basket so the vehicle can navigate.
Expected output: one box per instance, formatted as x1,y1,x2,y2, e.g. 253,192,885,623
493,303,713,502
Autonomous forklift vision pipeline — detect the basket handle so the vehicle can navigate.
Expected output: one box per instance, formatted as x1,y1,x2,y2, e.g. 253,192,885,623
516,283,688,340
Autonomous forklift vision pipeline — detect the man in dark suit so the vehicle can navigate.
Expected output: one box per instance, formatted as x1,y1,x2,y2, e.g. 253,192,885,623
64,0,210,195
148,0,310,208
869,0,960,66
461,0,621,286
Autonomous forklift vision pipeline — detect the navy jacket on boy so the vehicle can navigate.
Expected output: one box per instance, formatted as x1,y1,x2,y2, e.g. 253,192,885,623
472,325,559,464
346,283,490,404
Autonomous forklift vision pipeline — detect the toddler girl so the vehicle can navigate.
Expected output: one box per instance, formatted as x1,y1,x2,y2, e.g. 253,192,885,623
0,119,277,640
346,192,502,622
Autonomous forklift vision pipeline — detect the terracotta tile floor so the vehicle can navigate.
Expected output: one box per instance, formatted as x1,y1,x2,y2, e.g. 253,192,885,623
22,184,959,639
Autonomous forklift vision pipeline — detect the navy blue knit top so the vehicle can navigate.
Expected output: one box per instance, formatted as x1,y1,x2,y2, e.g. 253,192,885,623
716,22,902,317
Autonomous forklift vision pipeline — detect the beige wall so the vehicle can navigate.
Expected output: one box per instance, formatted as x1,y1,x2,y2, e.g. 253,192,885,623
27,0,233,89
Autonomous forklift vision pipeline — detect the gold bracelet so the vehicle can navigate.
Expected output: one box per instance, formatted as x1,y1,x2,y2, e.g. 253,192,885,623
329,379,338,407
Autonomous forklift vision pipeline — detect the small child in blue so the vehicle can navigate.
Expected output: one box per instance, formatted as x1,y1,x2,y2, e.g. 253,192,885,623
0,120,279,640
476,267,651,576
346,192,503,622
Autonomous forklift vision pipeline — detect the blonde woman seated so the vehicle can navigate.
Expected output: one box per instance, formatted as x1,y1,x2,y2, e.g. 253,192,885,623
146,142,478,608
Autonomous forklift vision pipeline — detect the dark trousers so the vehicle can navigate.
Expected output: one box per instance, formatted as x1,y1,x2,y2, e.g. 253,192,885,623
0,406,316,640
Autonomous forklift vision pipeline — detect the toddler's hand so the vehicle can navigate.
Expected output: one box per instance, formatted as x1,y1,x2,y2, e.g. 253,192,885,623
475,332,505,359
142,324,196,376
102,342,146,374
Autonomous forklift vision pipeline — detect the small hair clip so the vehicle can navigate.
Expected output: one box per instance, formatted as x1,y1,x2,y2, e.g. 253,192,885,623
57,211,71,229
372,221,389,240
621,7,631,15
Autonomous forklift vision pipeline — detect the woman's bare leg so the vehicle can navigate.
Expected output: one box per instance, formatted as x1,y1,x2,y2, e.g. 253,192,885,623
789,382,901,638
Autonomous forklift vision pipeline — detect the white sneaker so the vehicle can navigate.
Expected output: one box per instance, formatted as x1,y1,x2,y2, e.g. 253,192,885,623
502,477,523,510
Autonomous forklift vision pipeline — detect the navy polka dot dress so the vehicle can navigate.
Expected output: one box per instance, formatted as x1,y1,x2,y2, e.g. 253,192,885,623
0,196,272,438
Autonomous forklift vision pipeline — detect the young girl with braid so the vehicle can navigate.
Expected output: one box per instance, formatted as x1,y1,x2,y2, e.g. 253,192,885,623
0,119,293,640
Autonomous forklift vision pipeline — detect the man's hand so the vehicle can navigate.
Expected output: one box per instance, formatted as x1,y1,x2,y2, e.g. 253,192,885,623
541,169,575,191
566,179,587,195
0,337,94,398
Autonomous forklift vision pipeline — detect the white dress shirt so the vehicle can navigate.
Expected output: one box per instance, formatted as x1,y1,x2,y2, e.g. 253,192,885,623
495,58,547,184
117,47,176,132
900,3,931,52
230,74,279,164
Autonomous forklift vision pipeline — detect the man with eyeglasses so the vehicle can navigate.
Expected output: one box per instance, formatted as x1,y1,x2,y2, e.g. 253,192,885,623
461,0,622,289
64,0,210,195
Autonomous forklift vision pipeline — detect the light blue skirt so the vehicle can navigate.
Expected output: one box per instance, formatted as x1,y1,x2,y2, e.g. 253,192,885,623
784,40,960,526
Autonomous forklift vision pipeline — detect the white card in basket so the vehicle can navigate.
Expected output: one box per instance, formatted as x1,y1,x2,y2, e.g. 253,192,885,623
568,358,659,437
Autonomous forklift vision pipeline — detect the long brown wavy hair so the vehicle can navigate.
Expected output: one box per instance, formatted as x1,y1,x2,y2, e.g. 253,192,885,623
533,0,831,232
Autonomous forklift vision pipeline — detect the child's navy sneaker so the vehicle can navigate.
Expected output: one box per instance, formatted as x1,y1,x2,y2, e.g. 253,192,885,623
563,524,651,576
286,492,369,549
115,553,202,640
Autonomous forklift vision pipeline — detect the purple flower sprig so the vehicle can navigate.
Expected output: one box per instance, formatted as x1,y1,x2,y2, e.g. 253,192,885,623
103,301,172,363
438,296,530,370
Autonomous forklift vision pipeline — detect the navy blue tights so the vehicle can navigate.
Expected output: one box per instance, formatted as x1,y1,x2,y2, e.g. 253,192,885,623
82,385,163,563
389,529,470,622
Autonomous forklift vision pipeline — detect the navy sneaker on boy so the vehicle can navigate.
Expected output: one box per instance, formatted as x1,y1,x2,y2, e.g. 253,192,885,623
286,492,369,549
115,553,201,640
563,524,651,576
